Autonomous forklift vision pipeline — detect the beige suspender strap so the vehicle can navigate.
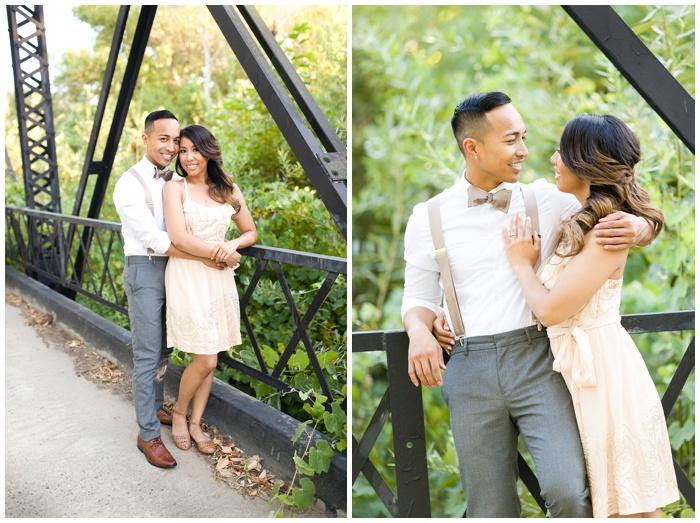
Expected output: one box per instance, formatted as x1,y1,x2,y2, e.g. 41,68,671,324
128,168,155,255
520,184,540,272
128,168,154,216
428,196,466,339
427,186,539,339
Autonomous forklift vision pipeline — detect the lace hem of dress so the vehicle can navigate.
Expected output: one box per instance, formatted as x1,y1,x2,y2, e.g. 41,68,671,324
582,402,679,517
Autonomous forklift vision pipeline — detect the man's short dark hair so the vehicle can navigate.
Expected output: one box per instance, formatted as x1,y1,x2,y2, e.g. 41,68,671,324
451,92,511,153
144,110,178,133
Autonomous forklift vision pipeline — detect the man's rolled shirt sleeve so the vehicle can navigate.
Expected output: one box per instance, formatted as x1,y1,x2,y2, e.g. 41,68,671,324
401,202,443,320
113,175,172,255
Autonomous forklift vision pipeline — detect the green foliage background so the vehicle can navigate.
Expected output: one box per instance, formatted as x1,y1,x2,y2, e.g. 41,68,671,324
5,5,347,447
351,5,694,517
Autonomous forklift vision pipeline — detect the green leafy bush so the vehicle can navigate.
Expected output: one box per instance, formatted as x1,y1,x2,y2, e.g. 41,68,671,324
352,5,694,517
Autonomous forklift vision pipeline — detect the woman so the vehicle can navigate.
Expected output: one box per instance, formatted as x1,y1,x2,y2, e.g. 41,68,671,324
163,124,257,454
503,114,678,517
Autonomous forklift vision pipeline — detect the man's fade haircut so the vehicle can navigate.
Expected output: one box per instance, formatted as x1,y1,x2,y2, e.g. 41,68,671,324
144,109,178,133
451,92,512,153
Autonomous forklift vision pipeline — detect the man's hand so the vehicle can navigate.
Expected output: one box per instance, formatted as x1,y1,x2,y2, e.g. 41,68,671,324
202,258,225,271
595,211,649,250
407,324,446,388
225,250,242,268
433,311,456,352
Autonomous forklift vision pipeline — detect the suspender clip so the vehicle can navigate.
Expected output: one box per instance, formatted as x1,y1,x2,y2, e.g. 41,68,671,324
456,334,467,347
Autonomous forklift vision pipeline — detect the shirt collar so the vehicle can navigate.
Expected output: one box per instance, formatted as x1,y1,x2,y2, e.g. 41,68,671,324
139,155,173,178
458,169,518,194
138,155,157,175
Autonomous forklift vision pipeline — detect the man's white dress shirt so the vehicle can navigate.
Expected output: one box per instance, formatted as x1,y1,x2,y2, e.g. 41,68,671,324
113,156,181,257
401,175,580,337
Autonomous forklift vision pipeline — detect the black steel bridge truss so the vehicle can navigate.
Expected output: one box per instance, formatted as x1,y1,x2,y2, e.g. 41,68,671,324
351,4,695,518
5,205,346,409
6,6,346,415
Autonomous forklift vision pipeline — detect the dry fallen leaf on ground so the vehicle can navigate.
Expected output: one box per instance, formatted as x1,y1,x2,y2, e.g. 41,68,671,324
245,456,262,471
25,310,54,327
6,293,24,307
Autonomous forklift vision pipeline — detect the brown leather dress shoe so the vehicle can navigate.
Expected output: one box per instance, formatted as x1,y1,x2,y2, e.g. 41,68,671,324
137,435,177,468
156,408,173,425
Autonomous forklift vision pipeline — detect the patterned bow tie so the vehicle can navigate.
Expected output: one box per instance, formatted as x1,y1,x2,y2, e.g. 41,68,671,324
154,167,173,181
467,186,512,213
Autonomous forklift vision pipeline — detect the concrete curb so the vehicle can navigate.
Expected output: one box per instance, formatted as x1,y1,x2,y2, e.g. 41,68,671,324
5,266,347,514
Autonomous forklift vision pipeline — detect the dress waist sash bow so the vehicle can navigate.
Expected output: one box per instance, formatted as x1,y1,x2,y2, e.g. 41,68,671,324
546,314,621,388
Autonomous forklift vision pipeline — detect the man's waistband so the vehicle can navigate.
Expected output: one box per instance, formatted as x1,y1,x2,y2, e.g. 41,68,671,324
451,324,548,355
126,255,169,264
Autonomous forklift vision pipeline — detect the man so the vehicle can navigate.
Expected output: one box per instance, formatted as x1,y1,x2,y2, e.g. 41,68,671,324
401,92,653,517
113,110,238,468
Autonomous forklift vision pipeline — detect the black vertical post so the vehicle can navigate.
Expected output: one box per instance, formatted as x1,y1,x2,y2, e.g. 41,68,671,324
385,333,431,517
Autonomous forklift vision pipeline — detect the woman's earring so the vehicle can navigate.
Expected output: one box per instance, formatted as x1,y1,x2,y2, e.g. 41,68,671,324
474,156,478,160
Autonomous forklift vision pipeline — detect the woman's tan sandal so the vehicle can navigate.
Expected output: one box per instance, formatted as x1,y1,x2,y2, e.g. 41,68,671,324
171,411,192,450
189,421,217,454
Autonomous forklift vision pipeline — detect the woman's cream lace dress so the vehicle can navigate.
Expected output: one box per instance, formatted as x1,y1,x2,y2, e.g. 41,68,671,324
539,253,678,517
165,180,241,354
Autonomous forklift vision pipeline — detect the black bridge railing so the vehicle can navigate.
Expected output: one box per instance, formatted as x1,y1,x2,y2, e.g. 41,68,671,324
5,205,346,411
352,312,695,517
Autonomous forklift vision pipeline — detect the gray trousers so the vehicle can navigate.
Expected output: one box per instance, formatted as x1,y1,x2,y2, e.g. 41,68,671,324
123,256,172,442
441,325,592,518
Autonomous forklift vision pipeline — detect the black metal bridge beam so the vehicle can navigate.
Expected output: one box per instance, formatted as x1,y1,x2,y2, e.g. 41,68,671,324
238,6,346,155
70,5,132,219
7,5,61,213
563,5,695,154
7,4,63,287
68,6,157,299
208,5,347,239
71,5,158,220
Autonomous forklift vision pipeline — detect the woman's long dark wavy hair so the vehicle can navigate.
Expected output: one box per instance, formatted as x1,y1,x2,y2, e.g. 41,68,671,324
175,124,241,213
555,114,664,258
